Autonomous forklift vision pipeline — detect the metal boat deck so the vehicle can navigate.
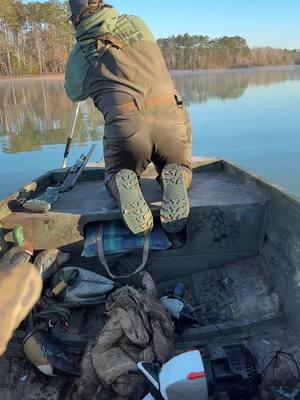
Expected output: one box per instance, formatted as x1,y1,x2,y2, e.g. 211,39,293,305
1,157,300,399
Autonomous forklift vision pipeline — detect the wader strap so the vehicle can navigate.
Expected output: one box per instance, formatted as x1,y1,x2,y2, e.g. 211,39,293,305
96,223,150,280
113,94,177,114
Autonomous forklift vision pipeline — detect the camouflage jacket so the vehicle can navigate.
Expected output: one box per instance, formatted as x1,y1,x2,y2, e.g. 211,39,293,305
64,6,177,119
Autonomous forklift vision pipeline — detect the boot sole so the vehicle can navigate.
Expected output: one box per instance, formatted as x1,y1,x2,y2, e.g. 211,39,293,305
160,164,190,233
0,262,42,356
115,169,153,235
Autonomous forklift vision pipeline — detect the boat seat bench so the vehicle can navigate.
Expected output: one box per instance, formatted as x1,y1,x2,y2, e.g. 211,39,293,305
1,158,267,281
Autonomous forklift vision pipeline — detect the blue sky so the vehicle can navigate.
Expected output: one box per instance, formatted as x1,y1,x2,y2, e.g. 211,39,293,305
110,0,299,49
22,0,300,49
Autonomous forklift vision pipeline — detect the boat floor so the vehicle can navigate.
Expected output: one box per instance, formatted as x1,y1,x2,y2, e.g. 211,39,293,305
1,254,299,399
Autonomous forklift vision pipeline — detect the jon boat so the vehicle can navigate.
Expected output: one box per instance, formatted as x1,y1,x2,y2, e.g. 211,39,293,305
1,156,300,399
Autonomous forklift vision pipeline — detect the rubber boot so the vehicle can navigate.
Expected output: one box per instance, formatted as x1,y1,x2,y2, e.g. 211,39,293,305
112,169,153,236
160,164,191,233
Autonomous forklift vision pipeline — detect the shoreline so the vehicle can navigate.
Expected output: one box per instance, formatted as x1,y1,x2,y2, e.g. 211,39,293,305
0,64,299,80
170,64,299,74
0,73,65,80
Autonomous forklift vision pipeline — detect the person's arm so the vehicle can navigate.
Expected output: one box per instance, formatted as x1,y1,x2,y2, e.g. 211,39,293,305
64,44,90,102
0,262,42,356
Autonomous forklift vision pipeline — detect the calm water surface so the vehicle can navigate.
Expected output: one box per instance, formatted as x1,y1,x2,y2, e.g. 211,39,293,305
0,65,300,199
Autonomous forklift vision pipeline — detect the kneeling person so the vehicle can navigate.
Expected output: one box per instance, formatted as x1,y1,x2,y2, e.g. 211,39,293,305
65,0,192,235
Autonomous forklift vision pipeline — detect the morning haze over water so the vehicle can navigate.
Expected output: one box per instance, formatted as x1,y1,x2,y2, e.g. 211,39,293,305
0,65,300,199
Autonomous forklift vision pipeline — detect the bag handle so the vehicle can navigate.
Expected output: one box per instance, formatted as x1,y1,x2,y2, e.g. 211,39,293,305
96,223,150,280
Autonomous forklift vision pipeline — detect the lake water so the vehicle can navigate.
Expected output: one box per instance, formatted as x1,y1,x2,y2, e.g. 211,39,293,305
0,65,300,199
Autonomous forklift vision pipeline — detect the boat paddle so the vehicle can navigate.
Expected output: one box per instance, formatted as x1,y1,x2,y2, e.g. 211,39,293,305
62,102,80,169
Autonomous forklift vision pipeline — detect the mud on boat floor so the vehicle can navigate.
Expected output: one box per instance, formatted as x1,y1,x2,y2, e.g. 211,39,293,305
1,255,300,400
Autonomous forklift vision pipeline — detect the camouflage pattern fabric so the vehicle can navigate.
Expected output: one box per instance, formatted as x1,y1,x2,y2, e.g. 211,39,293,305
68,272,174,400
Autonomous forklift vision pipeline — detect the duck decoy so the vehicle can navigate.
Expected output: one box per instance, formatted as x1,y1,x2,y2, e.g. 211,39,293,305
34,249,70,280
22,329,80,377
0,226,33,271
50,267,115,307
160,283,198,327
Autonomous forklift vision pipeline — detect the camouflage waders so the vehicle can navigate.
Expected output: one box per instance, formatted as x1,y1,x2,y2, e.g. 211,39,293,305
65,6,193,234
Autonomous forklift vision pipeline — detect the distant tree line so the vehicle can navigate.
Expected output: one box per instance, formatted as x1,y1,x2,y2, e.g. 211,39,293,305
158,34,300,70
0,0,73,75
0,0,299,76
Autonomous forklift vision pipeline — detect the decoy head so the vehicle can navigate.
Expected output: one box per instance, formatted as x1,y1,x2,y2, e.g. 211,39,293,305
12,225,34,255
12,225,25,247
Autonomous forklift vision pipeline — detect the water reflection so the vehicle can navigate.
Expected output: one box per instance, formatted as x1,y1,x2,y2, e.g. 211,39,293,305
173,65,300,103
0,78,104,154
0,66,300,155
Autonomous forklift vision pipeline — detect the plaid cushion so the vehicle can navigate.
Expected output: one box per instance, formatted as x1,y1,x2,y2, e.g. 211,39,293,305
82,220,171,257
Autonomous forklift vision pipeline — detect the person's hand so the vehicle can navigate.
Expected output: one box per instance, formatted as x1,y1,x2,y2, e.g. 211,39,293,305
0,262,42,356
